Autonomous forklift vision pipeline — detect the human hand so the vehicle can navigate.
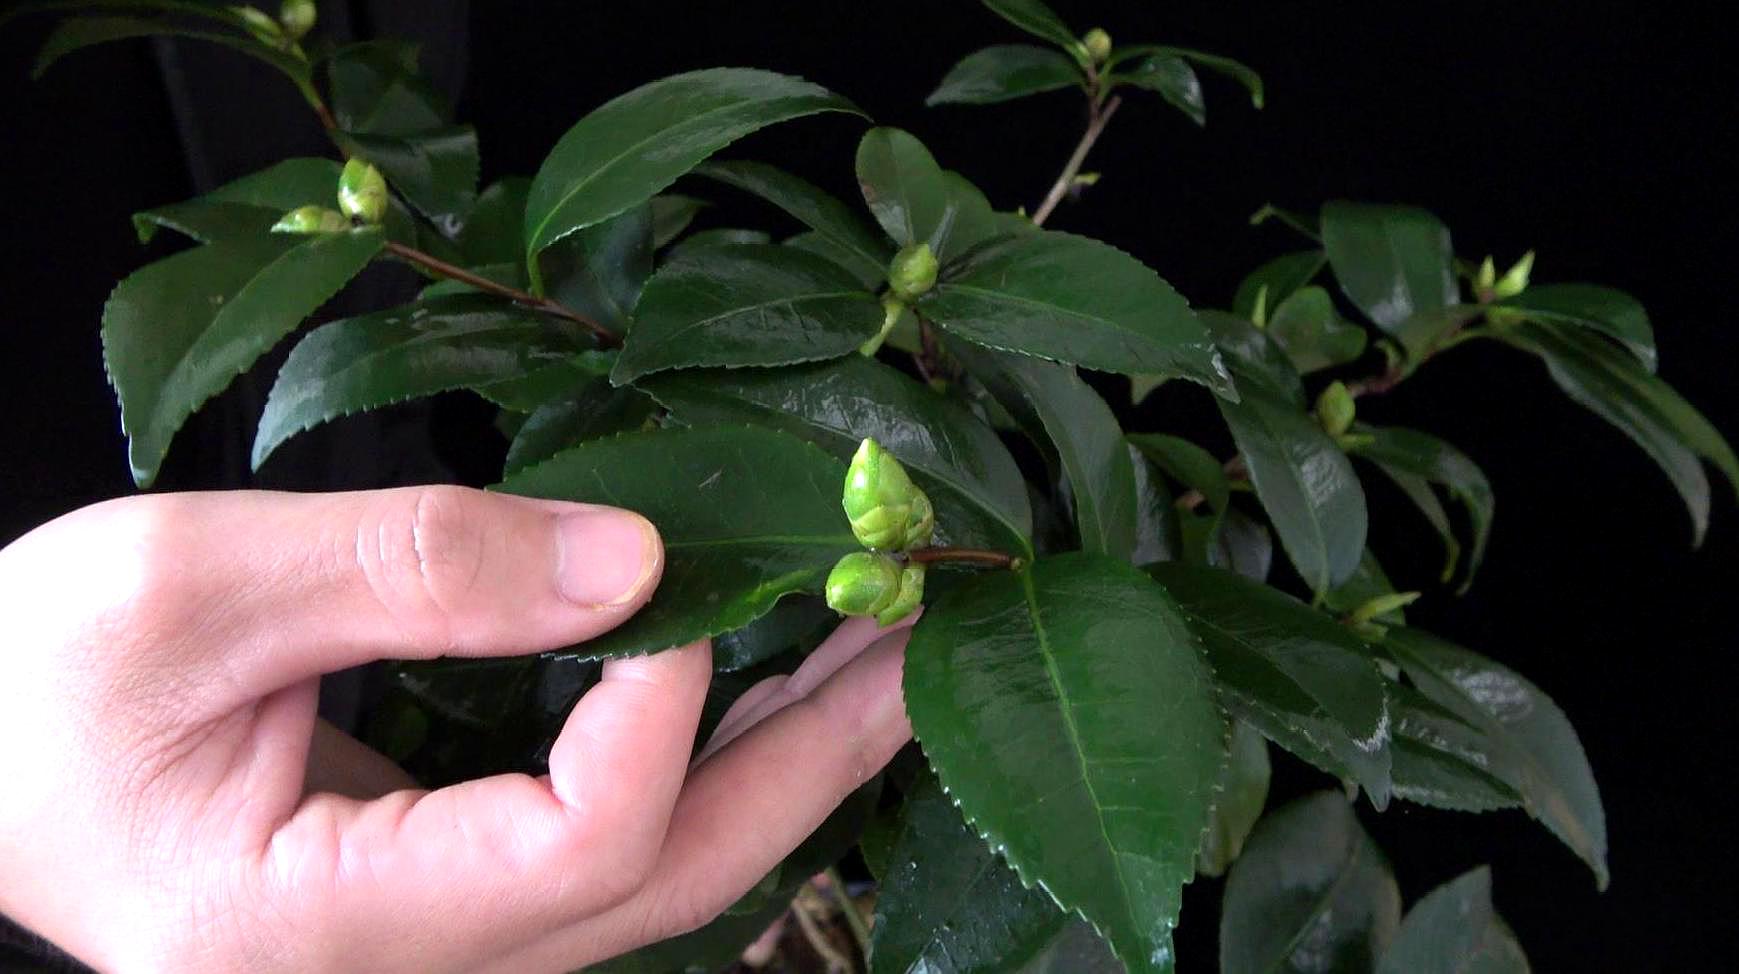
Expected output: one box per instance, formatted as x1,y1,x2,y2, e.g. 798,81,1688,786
0,487,913,972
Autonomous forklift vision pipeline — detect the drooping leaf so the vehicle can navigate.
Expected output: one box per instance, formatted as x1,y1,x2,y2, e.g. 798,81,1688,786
926,44,1083,106
1197,721,1271,878
925,231,1230,392
870,772,1070,974
1219,791,1401,974
502,378,657,477
905,554,1225,974
979,0,1078,51
649,194,708,249
642,356,1033,554
457,178,531,265
1129,445,1178,566
31,14,307,82
538,203,654,336
1350,425,1495,592
1200,310,1304,404
1108,45,1265,108
1265,286,1369,374
524,69,862,265
1498,320,1738,545
495,426,860,660
1232,251,1325,320
323,39,449,136
856,127,949,250
1496,283,1656,371
335,126,479,232
133,158,343,244
1388,684,1521,813
1377,867,1531,974
694,158,893,271
254,295,590,468
1321,201,1458,332
1384,627,1609,888
611,244,882,385
102,228,384,486
1145,562,1393,807
1115,56,1205,126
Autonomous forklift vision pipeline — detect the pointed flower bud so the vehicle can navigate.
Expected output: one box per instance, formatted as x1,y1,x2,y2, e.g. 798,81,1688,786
886,243,938,302
231,5,285,46
271,205,349,234
1082,28,1113,65
843,438,918,550
1348,591,1421,626
1493,250,1535,299
1316,380,1356,438
826,551,903,617
1474,255,1497,295
337,158,388,225
279,0,316,41
875,564,926,626
902,490,934,551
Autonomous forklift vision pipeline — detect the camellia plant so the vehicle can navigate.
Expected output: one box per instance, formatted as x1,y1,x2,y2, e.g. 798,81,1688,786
14,0,1738,971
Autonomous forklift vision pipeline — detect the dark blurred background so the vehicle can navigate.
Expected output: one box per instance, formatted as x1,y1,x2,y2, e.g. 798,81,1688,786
2,1,1734,970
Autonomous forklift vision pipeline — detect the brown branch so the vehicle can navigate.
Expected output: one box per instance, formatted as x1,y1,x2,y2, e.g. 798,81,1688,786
1031,94,1123,227
383,240,620,347
907,547,1022,569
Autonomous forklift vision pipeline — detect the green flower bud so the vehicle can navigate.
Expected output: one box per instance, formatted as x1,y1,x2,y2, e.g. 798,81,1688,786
902,490,934,551
1315,380,1356,438
875,564,926,626
1474,255,1497,294
337,157,389,225
1082,28,1113,65
843,438,918,550
279,0,316,41
1493,250,1535,299
1348,590,1421,626
271,204,349,234
886,243,938,302
231,5,285,46
825,551,903,617
860,295,906,357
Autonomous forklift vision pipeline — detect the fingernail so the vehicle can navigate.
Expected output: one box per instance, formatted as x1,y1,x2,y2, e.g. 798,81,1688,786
556,508,660,606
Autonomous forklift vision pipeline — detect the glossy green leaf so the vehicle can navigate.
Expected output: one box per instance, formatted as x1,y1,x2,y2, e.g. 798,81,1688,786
1109,45,1264,109
31,15,307,83
905,554,1224,974
1201,310,1304,404
524,68,861,265
648,194,707,249
1233,251,1325,320
134,158,342,244
496,426,859,660
1321,201,1458,332
856,127,949,250
1385,627,1608,887
610,244,882,384
1378,867,1530,974
1497,283,1655,371
1266,286,1368,374
470,352,614,412
501,379,657,477
711,595,835,673
539,204,653,336
1197,721,1270,878
1115,56,1204,126
669,227,773,257
102,228,383,486
1389,304,1484,362
1198,508,1274,582
1145,562,1392,807
926,44,1083,106
254,295,588,468
926,231,1230,391
335,126,479,231
457,178,530,265
870,772,1069,974
1215,377,1368,592
1219,791,1401,974
1128,434,1230,515
785,229,886,289
1322,551,1409,626
1129,445,1178,566
1351,425,1494,592
1499,320,1737,545
937,171,1009,264
1389,684,1521,813
694,159,892,269
979,0,1077,50
642,356,1033,554
323,40,449,136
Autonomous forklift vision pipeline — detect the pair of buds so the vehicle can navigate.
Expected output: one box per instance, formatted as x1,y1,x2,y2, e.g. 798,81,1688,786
825,439,934,626
271,159,389,234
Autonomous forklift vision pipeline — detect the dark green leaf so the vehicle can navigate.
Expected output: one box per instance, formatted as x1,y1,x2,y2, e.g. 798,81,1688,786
538,204,653,335
457,178,530,265
926,231,1230,391
1115,56,1204,126
1265,286,1368,374
1322,551,1409,626
1351,425,1494,592
906,554,1224,974
642,356,1033,554
1389,304,1484,363
1200,310,1305,404
1129,445,1178,566
470,352,614,412
937,171,1007,264
502,379,657,477
694,158,892,269
134,158,342,244
1145,562,1392,807
649,194,708,249
102,228,383,486
669,227,773,256
711,595,836,672
979,0,1077,50
1497,283,1655,371
323,40,449,136
254,295,588,468
524,68,862,265
1219,791,1401,974
1108,45,1264,108
1321,201,1458,332
1016,922,1126,974
1498,320,1738,545
1389,684,1521,813
1385,627,1609,888
785,229,886,289
1128,434,1230,514
496,426,859,660
1233,251,1326,320
611,244,882,384
1198,721,1270,878
1199,508,1274,582
32,15,307,83
856,127,949,250
1378,867,1530,974
335,126,479,231
870,772,1069,974
926,44,1083,106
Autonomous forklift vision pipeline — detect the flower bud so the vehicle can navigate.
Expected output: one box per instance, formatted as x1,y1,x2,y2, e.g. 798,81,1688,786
843,438,918,550
825,551,903,617
1474,255,1497,295
875,564,926,626
279,0,316,41
337,157,388,225
886,243,938,302
271,204,349,234
231,5,285,46
1082,28,1113,65
1493,250,1535,299
902,490,934,550
1315,380,1356,438
1348,590,1421,626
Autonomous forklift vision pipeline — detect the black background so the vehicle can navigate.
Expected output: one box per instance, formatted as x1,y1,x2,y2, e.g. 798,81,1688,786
2,1,1735,970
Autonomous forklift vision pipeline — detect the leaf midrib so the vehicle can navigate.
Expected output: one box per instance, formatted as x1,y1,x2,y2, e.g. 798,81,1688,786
1258,827,1367,974
1223,390,1334,591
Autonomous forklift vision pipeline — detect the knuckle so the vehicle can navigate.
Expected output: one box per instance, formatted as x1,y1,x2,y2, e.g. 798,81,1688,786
359,486,490,648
